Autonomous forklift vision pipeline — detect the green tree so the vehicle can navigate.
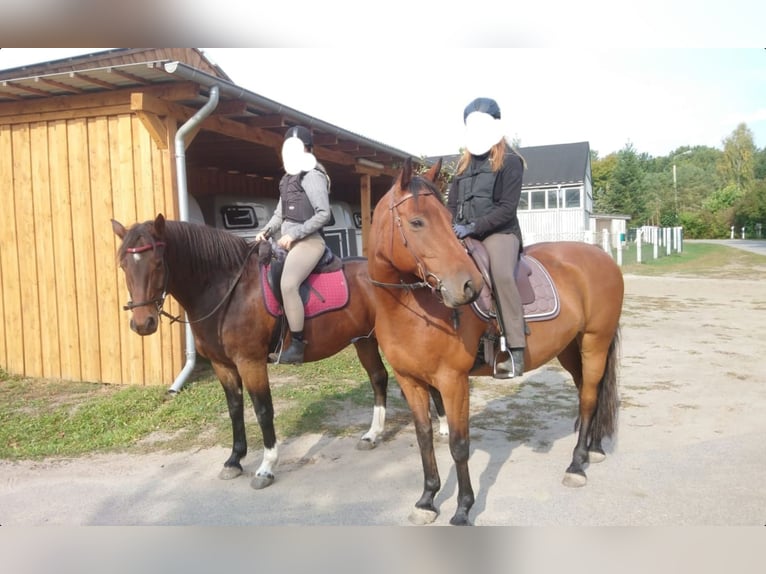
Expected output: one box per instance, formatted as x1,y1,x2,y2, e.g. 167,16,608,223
718,123,756,192
607,143,648,222
591,152,618,214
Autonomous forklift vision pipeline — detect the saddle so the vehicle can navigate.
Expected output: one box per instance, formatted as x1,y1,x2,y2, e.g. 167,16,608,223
258,240,350,318
463,237,560,324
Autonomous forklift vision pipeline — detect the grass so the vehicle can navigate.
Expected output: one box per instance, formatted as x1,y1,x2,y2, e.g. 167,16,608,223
0,348,395,461
619,241,766,279
1,241,764,461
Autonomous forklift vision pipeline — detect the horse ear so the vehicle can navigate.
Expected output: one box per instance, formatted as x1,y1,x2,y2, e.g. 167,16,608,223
154,213,166,235
398,157,413,191
111,219,127,239
423,158,442,183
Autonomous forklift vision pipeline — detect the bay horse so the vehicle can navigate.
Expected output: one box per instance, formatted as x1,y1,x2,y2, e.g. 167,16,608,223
112,214,392,489
368,158,623,525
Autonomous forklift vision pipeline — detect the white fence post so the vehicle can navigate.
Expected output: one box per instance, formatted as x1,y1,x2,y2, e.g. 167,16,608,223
665,227,671,256
636,228,643,263
601,229,611,257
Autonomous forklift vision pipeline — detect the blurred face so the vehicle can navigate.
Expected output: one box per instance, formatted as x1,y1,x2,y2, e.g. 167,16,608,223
464,111,503,155
282,136,317,175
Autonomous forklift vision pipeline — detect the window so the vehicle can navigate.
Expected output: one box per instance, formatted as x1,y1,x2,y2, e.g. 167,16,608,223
221,206,257,230
530,190,546,210
519,191,529,210
565,188,581,208
547,188,559,209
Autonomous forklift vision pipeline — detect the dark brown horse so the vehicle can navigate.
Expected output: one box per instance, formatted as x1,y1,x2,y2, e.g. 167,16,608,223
112,214,392,489
368,158,623,525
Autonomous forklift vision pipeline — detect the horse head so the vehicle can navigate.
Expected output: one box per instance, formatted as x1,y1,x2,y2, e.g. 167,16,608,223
370,157,484,307
112,213,169,336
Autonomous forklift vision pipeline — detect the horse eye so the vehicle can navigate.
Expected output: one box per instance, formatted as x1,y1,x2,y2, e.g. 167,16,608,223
410,218,424,229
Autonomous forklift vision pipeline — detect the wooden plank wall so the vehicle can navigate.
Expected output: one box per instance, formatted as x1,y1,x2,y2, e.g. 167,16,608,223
0,102,183,385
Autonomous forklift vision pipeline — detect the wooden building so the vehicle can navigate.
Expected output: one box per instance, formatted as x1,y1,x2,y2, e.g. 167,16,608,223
0,48,416,386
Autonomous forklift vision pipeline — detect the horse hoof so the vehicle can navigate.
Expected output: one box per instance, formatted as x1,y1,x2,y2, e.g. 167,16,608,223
356,437,377,451
562,472,588,488
588,450,606,463
250,473,275,490
408,507,438,525
449,514,472,526
218,466,242,480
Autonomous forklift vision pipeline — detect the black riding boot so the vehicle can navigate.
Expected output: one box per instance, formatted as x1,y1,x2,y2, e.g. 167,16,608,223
278,331,307,364
494,348,525,380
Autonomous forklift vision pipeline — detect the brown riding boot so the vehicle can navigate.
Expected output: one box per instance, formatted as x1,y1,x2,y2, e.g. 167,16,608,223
493,348,525,380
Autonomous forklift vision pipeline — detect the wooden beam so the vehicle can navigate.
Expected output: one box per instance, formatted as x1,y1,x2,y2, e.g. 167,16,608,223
0,81,200,118
360,173,372,257
107,68,151,85
37,77,85,94
1,81,50,97
0,89,22,101
332,141,360,152
312,134,339,146
247,113,286,128
0,104,131,125
130,92,172,117
135,110,169,150
213,100,249,116
71,72,118,90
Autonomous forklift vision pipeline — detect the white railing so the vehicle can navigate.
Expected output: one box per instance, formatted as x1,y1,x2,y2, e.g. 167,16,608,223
523,225,684,267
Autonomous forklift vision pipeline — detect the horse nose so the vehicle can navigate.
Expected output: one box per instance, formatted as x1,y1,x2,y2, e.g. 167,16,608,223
464,278,482,303
130,315,158,335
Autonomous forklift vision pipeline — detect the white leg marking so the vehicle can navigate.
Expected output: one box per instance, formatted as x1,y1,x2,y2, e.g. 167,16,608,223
437,414,449,437
256,446,278,477
361,405,386,446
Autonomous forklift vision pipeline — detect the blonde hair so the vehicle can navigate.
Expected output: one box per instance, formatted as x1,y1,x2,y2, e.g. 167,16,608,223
455,138,526,175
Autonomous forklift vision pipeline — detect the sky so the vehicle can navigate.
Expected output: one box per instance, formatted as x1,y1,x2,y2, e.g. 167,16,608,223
1,47,764,160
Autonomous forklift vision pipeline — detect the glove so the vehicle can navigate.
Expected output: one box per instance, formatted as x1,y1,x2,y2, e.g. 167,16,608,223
453,223,476,239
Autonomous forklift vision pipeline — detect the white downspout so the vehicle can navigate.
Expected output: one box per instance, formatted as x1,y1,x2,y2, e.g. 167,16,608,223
168,85,220,394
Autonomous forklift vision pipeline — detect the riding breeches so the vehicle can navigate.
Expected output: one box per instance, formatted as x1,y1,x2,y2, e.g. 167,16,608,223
482,232,525,348
280,233,326,333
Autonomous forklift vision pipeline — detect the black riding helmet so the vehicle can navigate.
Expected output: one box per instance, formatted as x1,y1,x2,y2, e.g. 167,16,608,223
284,125,313,150
463,97,501,122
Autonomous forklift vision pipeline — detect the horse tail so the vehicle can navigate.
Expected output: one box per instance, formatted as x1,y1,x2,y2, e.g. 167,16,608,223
592,327,621,440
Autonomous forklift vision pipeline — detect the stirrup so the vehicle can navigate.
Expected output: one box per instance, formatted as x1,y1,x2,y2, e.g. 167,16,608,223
493,345,524,380
275,339,306,364
493,351,516,379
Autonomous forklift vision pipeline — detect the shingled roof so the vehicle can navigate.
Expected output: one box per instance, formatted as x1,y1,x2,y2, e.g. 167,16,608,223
519,141,590,187
432,141,591,188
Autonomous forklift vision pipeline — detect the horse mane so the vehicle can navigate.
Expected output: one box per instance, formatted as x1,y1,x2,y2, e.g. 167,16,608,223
119,219,252,276
165,221,252,276
408,174,447,208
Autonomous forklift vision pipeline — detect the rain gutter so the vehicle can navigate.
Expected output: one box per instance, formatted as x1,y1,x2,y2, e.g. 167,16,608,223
168,84,220,394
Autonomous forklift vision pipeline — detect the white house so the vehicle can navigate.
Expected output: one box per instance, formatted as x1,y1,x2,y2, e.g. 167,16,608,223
436,141,629,248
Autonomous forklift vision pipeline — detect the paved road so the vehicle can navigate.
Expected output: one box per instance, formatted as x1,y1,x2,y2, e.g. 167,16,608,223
686,238,766,256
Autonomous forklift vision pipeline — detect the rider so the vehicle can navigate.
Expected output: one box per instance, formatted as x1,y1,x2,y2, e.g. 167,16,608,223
255,125,332,364
447,97,527,379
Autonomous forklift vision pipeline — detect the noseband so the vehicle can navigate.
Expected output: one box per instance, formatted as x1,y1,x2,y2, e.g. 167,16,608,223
369,189,445,298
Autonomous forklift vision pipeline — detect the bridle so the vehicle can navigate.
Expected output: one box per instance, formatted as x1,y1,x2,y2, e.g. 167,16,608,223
121,238,256,325
369,188,445,299
122,242,171,317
